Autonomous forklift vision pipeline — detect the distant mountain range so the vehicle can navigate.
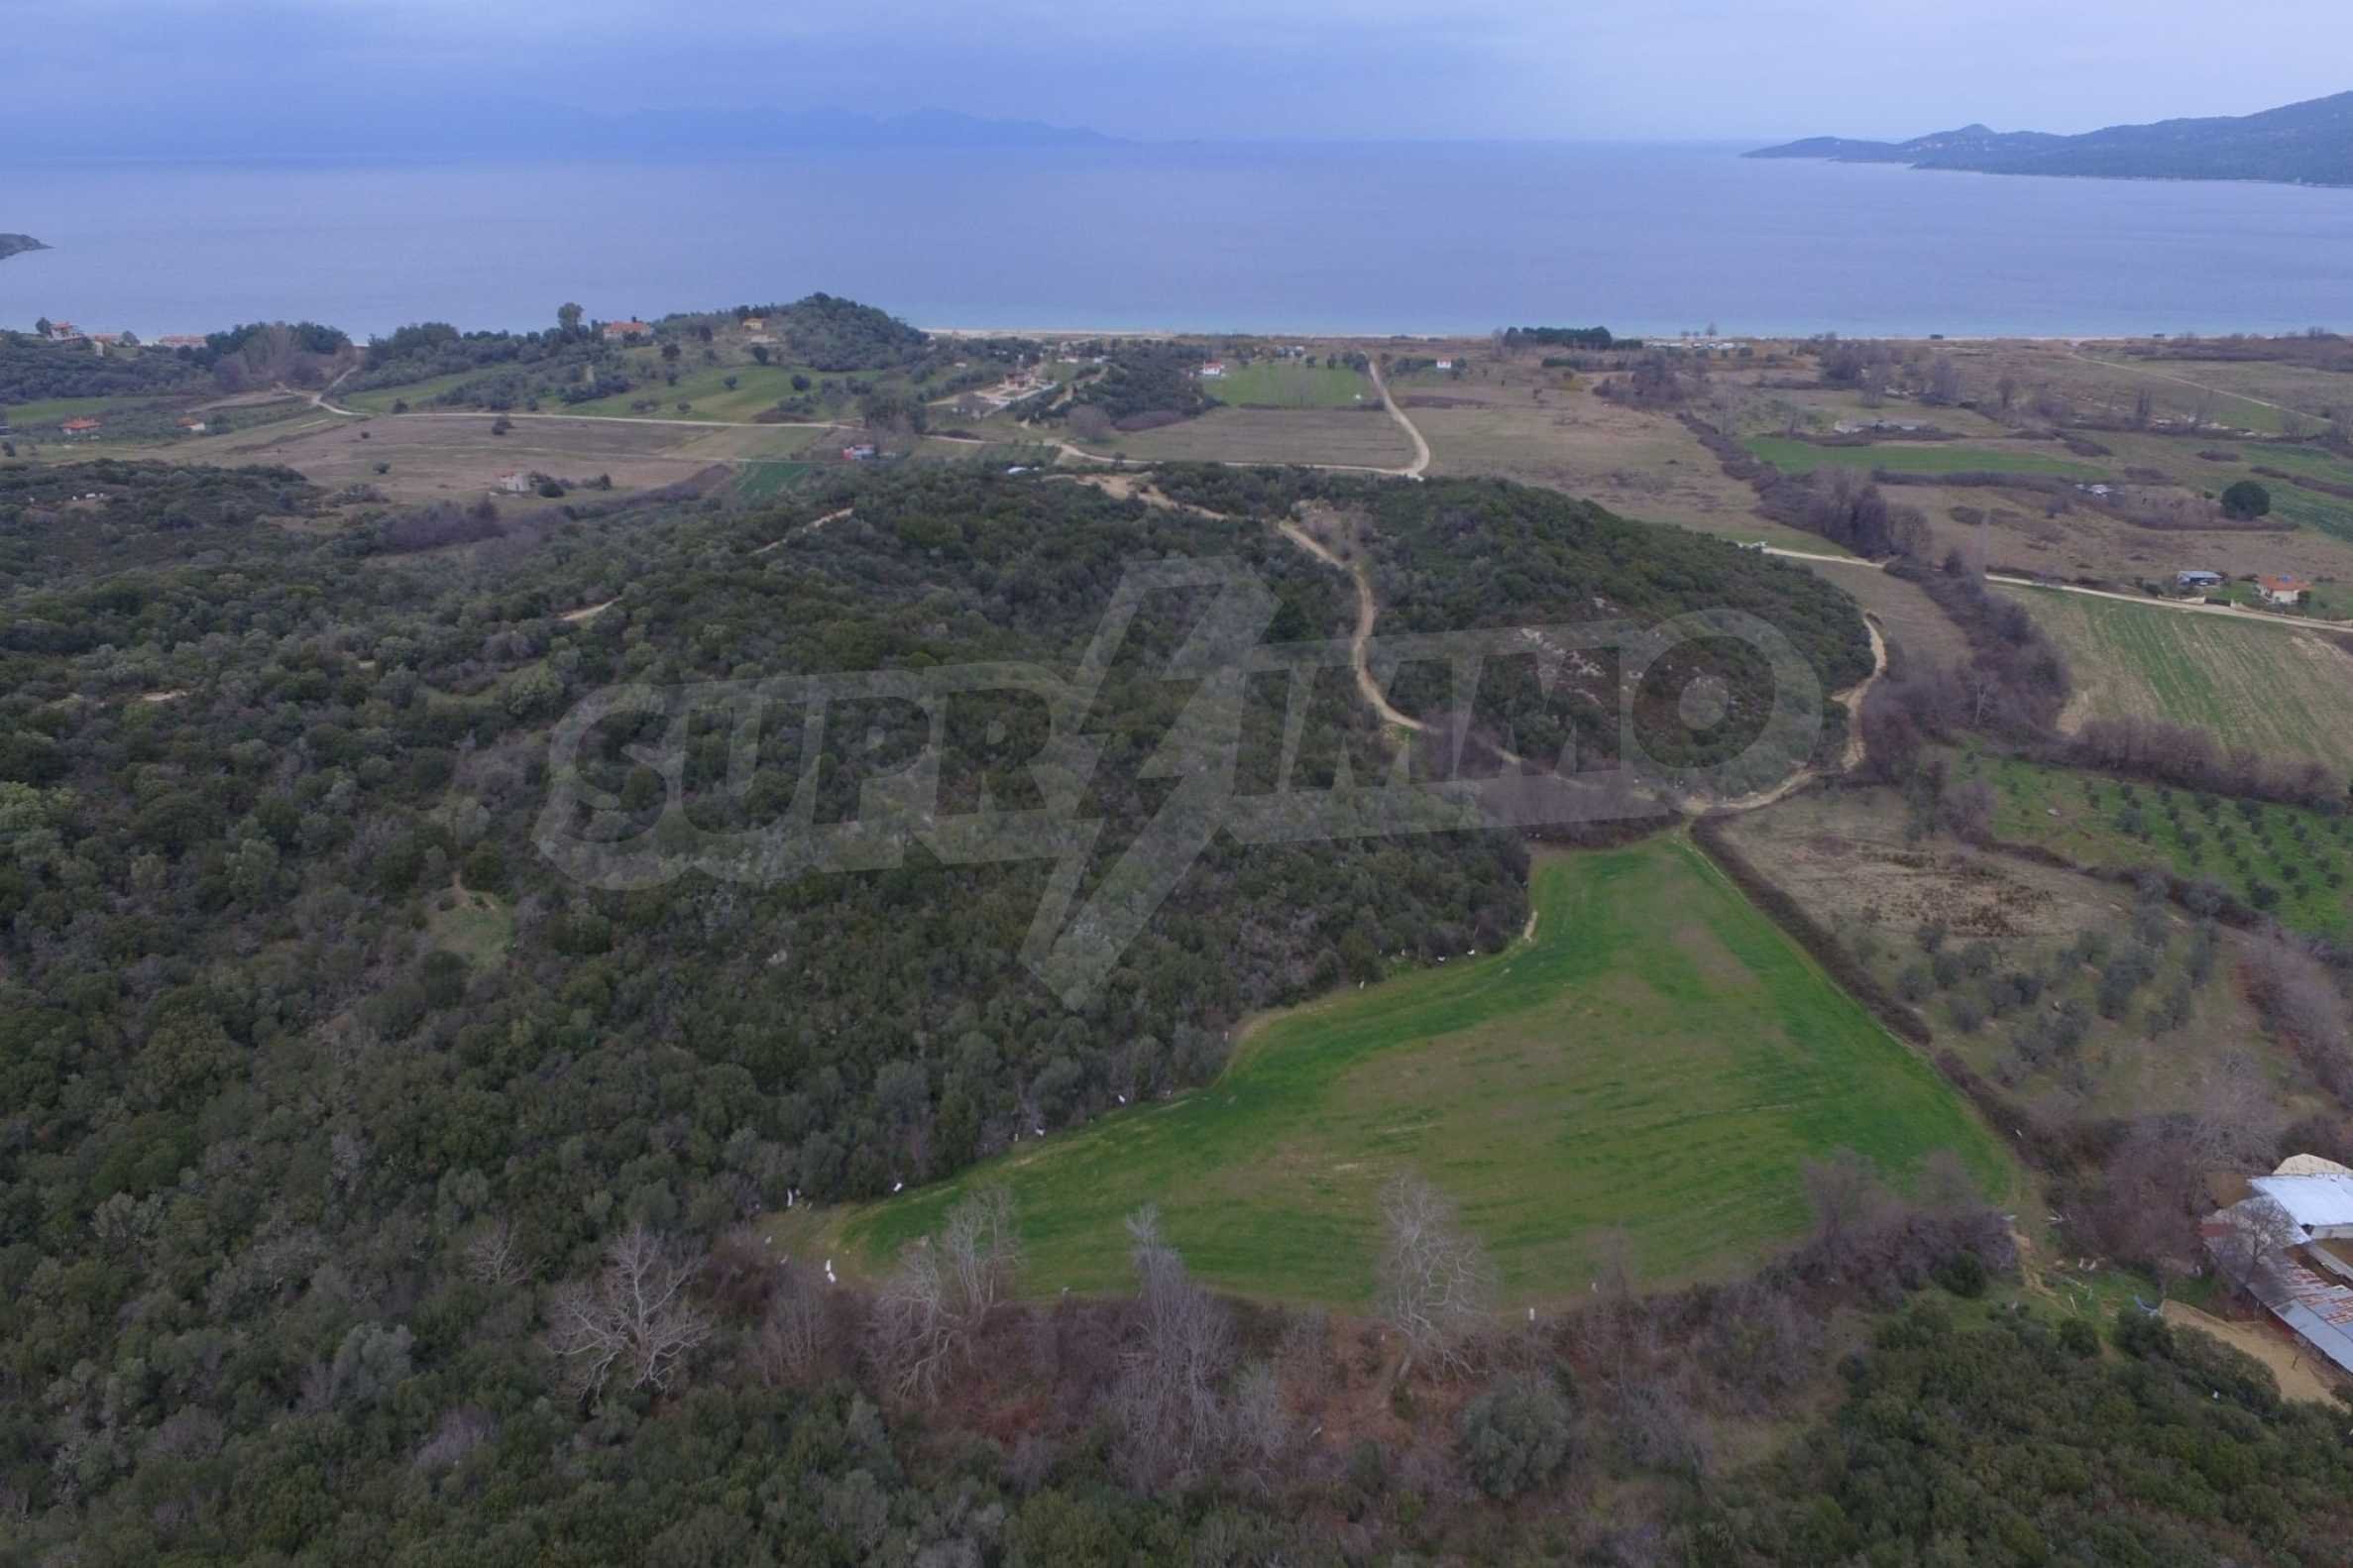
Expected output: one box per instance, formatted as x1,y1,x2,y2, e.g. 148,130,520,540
1749,90,2353,187
0,234,48,263
7,106,1116,161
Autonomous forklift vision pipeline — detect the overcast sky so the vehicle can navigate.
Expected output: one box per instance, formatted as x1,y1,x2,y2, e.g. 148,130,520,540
9,0,2350,144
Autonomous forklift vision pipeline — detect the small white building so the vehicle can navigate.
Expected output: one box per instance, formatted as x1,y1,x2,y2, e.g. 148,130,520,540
1197,362,1226,379
496,472,531,495
2257,574,2310,608
1433,359,1455,371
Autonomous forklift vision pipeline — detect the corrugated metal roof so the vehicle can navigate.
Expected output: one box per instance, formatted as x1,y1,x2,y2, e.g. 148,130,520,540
2251,1174,2353,1230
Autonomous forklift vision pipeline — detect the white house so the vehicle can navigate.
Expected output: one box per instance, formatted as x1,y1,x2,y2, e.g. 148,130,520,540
1433,359,1455,371
1197,362,1227,379
496,472,531,495
2257,574,2310,608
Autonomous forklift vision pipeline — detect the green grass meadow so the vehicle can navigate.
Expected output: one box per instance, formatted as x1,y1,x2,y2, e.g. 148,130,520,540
1207,361,1375,409
803,837,2011,1306
732,460,817,502
1744,435,2108,481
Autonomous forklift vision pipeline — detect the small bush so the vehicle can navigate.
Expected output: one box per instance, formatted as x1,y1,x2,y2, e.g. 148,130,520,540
1931,1250,1988,1298
1459,1375,1574,1500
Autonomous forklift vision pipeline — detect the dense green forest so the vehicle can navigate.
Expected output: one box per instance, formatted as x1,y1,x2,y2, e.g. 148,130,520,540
721,293,931,372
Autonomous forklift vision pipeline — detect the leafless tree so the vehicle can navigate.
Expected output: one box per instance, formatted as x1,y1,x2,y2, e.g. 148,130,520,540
1995,373,2019,415
2209,1195,2303,1288
1375,1172,1499,1379
1800,1149,1899,1276
544,1226,714,1402
1224,1361,1292,1491
2185,1050,2285,1174
753,1260,848,1388
462,1218,534,1288
867,1185,1022,1403
1110,1206,1236,1489
1923,355,1963,407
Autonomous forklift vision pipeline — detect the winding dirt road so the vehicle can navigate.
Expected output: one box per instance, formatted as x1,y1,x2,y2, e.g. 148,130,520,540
1365,357,1431,479
1276,521,1426,732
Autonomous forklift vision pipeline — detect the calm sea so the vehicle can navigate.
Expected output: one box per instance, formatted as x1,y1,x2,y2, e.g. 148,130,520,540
4,143,2350,341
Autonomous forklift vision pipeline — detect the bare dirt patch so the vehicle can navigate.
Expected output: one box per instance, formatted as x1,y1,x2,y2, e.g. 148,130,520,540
2162,1301,2344,1405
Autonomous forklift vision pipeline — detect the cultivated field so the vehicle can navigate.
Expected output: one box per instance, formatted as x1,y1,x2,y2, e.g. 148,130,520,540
1208,361,1373,408
1810,564,1972,668
1071,406,1413,469
204,411,724,504
1742,436,2109,481
1968,750,2353,939
1409,376,1840,550
1718,787,2299,1124
789,837,2011,1304
2000,585,2353,775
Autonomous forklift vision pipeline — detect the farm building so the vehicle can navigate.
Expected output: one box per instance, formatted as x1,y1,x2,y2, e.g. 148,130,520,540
176,415,208,434
1433,359,1455,371
496,472,531,495
740,317,766,332
2204,1157,2353,1379
840,444,878,462
156,334,208,350
59,416,101,439
2257,574,2311,608
2176,570,2224,590
1197,362,1226,379
602,320,653,342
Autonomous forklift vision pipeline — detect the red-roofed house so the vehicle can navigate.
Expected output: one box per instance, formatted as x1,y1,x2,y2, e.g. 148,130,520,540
47,321,81,342
60,417,102,439
602,320,653,342
176,415,208,434
2257,574,2311,608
